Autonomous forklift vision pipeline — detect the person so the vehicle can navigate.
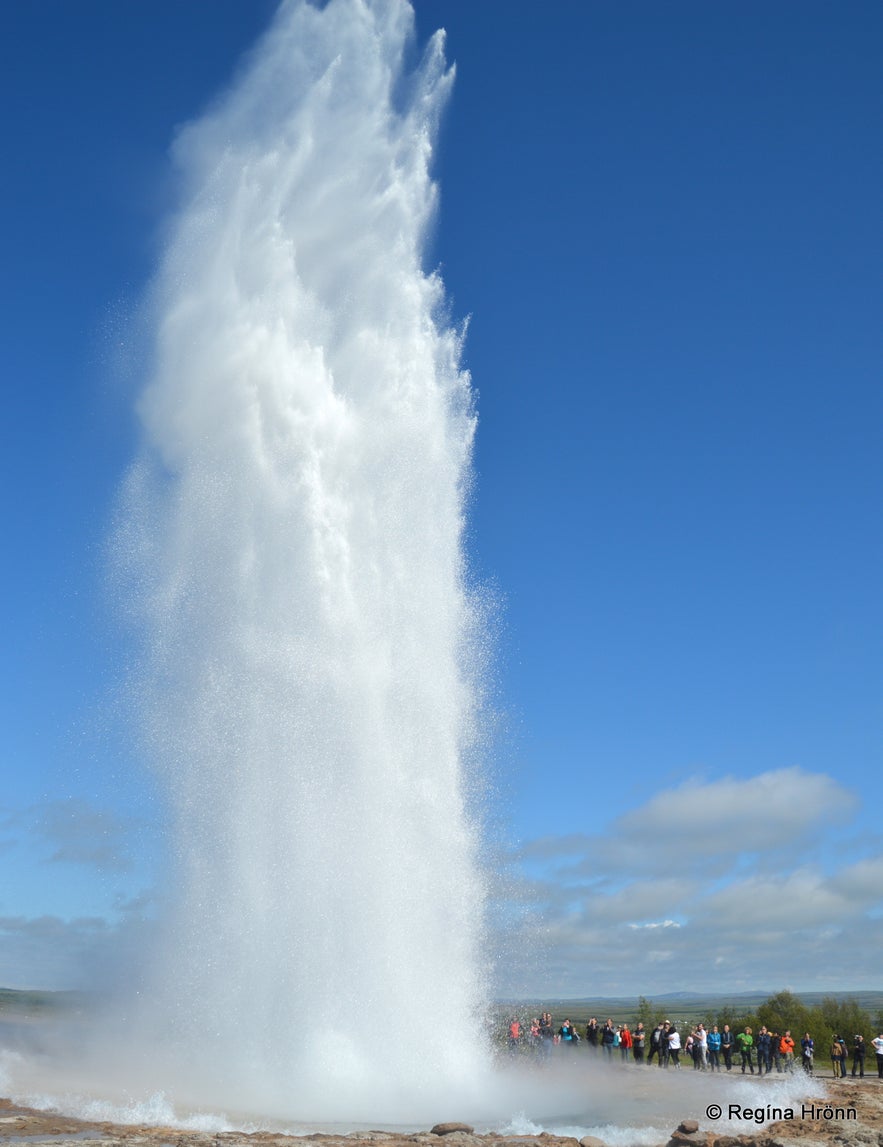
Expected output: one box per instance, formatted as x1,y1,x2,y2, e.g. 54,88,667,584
585,1017,599,1052
648,1022,663,1066
601,1019,616,1060
836,1035,848,1079
707,1025,722,1072
756,1027,771,1075
831,1036,842,1077
721,1024,735,1071
780,1030,795,1073
695,1023,708,1070
769,1029,782,1073
872,1033,883,1079
632,1022,646,1064
684,1030,695,1067
689,1029,702,1070
508,1017,521,1052
851,1034,866,1078
801,1032,814,1075
655,1023,669,1064
620,1023,632,1063
539,1013,554,1059
558,1019,577,1047
736,1026,755,1074
667,1024,681,1068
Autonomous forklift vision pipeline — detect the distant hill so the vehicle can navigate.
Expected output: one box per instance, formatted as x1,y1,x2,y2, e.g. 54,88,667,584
499,990,883,1005
494,989,883,1025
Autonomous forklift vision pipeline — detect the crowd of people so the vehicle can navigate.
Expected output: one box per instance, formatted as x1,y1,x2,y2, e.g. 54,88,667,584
505,1015,883,1079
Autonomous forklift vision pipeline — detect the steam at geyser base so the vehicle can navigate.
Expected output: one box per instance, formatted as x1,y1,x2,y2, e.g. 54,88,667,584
105,0,491,1127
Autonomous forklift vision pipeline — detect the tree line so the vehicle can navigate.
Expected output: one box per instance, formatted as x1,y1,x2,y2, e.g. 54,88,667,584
634,990,883,1054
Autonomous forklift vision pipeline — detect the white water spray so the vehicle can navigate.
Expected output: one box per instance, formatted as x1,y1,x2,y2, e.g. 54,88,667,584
113,0,488,1121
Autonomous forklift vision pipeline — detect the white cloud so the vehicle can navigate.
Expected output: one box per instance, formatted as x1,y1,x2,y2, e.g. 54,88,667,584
701,868,850,931
518,768,857,882
829,855,883,904
581,878,698,926
613,767,853,874
618,767,853,845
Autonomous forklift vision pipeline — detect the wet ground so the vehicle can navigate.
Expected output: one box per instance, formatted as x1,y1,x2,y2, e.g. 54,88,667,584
1,1082,882,1147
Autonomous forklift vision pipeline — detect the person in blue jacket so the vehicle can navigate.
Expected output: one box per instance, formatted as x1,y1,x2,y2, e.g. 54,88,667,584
707,1025,722,1071
801,1032,814,1075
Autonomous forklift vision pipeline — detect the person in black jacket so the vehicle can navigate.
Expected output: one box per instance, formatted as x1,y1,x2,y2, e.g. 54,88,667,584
852,1035,866,1077
769,1030,782,1073
601,1019,616,1060
756,1027,771,1075
721,1024,735,1071
632,1022,646,1064
659,1021,672,1068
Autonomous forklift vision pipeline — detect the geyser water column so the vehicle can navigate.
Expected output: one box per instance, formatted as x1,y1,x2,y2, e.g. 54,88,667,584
119,0,488,1120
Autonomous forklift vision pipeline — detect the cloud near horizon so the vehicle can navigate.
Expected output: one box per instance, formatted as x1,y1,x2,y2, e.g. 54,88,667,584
500,768,882,999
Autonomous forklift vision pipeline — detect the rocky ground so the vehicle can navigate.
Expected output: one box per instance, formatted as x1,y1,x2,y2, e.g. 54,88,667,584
760,1080,883,1147
1,1084,882,1147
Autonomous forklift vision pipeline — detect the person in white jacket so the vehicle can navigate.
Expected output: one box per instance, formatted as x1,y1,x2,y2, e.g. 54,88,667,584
872,1034,883,1079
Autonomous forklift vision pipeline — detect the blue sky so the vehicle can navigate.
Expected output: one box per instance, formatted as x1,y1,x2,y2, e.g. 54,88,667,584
1,0,881,997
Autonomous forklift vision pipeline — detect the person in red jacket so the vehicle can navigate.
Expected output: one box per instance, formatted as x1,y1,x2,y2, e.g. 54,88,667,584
620,1024,633,1063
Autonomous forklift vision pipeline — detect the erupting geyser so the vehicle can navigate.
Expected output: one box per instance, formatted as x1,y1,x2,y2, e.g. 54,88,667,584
115,0,489,1121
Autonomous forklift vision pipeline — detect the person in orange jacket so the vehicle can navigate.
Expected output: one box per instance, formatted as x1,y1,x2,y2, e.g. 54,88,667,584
779,1030,795,1072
